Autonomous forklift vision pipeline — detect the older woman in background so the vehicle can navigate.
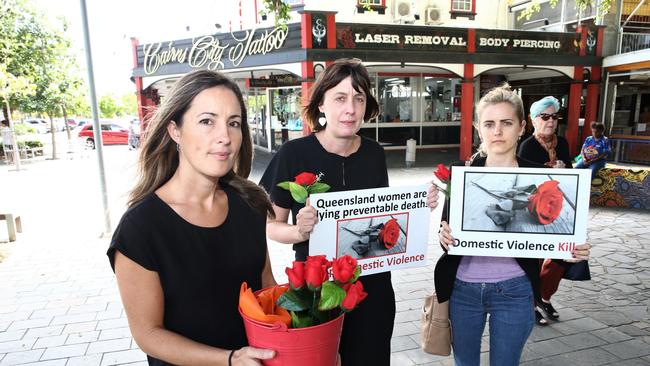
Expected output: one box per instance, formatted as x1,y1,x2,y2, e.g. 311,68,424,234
518,95,573,326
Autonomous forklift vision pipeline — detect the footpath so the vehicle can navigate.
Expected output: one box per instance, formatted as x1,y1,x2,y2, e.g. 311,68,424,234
0,146,648,365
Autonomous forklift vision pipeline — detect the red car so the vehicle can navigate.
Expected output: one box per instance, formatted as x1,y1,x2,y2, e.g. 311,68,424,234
77,123,129,149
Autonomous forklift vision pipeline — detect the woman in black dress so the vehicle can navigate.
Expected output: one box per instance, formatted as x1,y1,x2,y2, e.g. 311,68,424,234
518,95,574,325
260,58,394,365
108,70,277,365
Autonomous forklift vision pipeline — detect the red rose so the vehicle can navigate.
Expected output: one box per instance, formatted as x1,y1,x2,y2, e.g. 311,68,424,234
378,218,400,249
332,255,357,284
527,180,564,225
304,255,330,290
341,281,368,312
285,261,305,290
294,172,318,186
434,163,451,182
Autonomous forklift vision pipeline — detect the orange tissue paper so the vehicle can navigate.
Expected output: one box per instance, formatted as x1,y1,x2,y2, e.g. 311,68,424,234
239,282,291,327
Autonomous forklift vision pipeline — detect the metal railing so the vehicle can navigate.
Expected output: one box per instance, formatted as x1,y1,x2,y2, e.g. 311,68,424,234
618,32,650,53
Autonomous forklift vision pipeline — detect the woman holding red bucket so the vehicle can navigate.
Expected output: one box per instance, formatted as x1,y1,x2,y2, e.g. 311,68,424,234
107,70,277,365
260,58,395,365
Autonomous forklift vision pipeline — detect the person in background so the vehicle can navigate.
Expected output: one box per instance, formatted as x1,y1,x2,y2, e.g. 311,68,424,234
575,122,610,180
107,70,277,366
128,119,141,150
428,85,591,365
1,120,13,152
518,95,574,325
260,58,394,366
518,96,573,169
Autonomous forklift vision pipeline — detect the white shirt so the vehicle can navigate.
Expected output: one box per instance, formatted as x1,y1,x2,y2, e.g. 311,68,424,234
1,126,12,146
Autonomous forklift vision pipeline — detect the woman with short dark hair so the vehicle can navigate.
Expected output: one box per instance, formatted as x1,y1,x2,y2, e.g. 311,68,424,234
575,122,610,180
260,58,394,365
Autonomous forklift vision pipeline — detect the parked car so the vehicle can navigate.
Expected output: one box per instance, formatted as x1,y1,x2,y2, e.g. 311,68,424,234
76,123,129,149
24,119,49,134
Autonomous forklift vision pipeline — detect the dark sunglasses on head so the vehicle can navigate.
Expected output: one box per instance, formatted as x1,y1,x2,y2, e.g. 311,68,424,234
538,113,560,121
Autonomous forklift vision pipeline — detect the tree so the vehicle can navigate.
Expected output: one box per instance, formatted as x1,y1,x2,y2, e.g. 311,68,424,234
260,0,291,28
518,0,613,22
99,94,122,118
0,63,35,170
120,93,138,117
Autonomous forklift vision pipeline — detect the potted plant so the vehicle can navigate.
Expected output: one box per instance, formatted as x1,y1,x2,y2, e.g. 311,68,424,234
239,255,367,366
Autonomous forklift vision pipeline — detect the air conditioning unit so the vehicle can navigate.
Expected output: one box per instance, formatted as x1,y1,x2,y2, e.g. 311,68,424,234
425,6,442,25
394,0,417,24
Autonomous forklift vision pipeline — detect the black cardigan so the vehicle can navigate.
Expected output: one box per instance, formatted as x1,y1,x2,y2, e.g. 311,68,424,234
434,156,544,303
518,135,573,168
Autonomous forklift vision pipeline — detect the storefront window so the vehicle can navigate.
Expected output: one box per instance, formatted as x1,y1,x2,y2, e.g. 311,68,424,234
378,76,417,122
269,87,302,150
423,77,462,122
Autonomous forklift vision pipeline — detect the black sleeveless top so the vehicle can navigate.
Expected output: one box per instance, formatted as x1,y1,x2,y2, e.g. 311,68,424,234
107,184,267,365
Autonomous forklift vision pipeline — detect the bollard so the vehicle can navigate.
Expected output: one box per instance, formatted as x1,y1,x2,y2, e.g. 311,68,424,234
405,138,416,168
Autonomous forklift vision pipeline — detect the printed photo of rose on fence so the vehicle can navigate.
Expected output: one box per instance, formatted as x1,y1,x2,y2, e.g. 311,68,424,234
336,213,409,259
461,172,579,235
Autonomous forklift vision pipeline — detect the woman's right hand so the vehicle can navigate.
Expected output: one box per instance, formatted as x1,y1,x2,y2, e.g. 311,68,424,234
296,198,317,241
438,221,455,251
231,347,275,365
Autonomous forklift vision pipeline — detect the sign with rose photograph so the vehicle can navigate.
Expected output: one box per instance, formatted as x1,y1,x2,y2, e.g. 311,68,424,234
309,185,440,276
448,167,592,260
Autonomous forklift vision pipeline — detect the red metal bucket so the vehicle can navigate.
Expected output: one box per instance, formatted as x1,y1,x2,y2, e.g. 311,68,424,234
239,308,344,366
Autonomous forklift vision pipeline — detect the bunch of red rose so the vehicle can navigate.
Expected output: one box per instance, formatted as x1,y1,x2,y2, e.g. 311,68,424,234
277,172,331,204
278,255,368,328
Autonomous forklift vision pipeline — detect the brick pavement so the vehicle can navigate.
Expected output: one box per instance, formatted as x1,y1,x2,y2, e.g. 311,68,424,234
1,147,649,365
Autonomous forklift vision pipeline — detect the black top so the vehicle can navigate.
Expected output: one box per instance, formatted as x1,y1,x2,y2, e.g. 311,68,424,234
260,134,389,260
518,135,574,168
434,156,544,303
260,134,395,366
107,184,267,366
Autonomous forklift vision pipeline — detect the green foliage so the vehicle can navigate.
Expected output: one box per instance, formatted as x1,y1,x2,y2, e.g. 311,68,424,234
288,182,309,204
318,281,347,311
518,0,612,21
99,94,121,118
17,140,43,149
1,0,87,122
260,0,291,29
12,123,35,135
120,93,138,116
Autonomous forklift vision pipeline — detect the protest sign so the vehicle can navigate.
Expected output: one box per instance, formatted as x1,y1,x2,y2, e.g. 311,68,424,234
447,167,592,259
309,184,439,276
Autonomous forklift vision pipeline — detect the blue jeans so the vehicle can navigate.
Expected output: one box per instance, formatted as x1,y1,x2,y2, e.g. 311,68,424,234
575,158,606,180
449,276,534,366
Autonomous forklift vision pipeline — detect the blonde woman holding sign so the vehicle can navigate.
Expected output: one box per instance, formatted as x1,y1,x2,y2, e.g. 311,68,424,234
427,84,591,366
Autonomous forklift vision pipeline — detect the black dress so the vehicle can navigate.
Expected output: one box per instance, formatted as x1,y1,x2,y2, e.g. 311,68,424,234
518,135,574,168
107,184,267,366
260,134,394,366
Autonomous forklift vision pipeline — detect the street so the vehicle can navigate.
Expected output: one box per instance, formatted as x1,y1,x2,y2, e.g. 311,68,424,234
0,146,649,365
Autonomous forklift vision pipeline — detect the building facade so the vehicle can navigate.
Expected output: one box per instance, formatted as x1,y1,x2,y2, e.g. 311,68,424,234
131,0,605,160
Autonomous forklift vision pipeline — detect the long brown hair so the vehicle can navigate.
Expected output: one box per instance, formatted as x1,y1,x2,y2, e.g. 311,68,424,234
129,69,273,218
303,58,379,131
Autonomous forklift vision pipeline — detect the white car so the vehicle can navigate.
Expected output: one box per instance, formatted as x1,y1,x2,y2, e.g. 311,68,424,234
25,119,49,134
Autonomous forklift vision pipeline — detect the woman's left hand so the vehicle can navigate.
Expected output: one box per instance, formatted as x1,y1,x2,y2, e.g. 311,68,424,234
426,183,440,211
566,243,590,262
